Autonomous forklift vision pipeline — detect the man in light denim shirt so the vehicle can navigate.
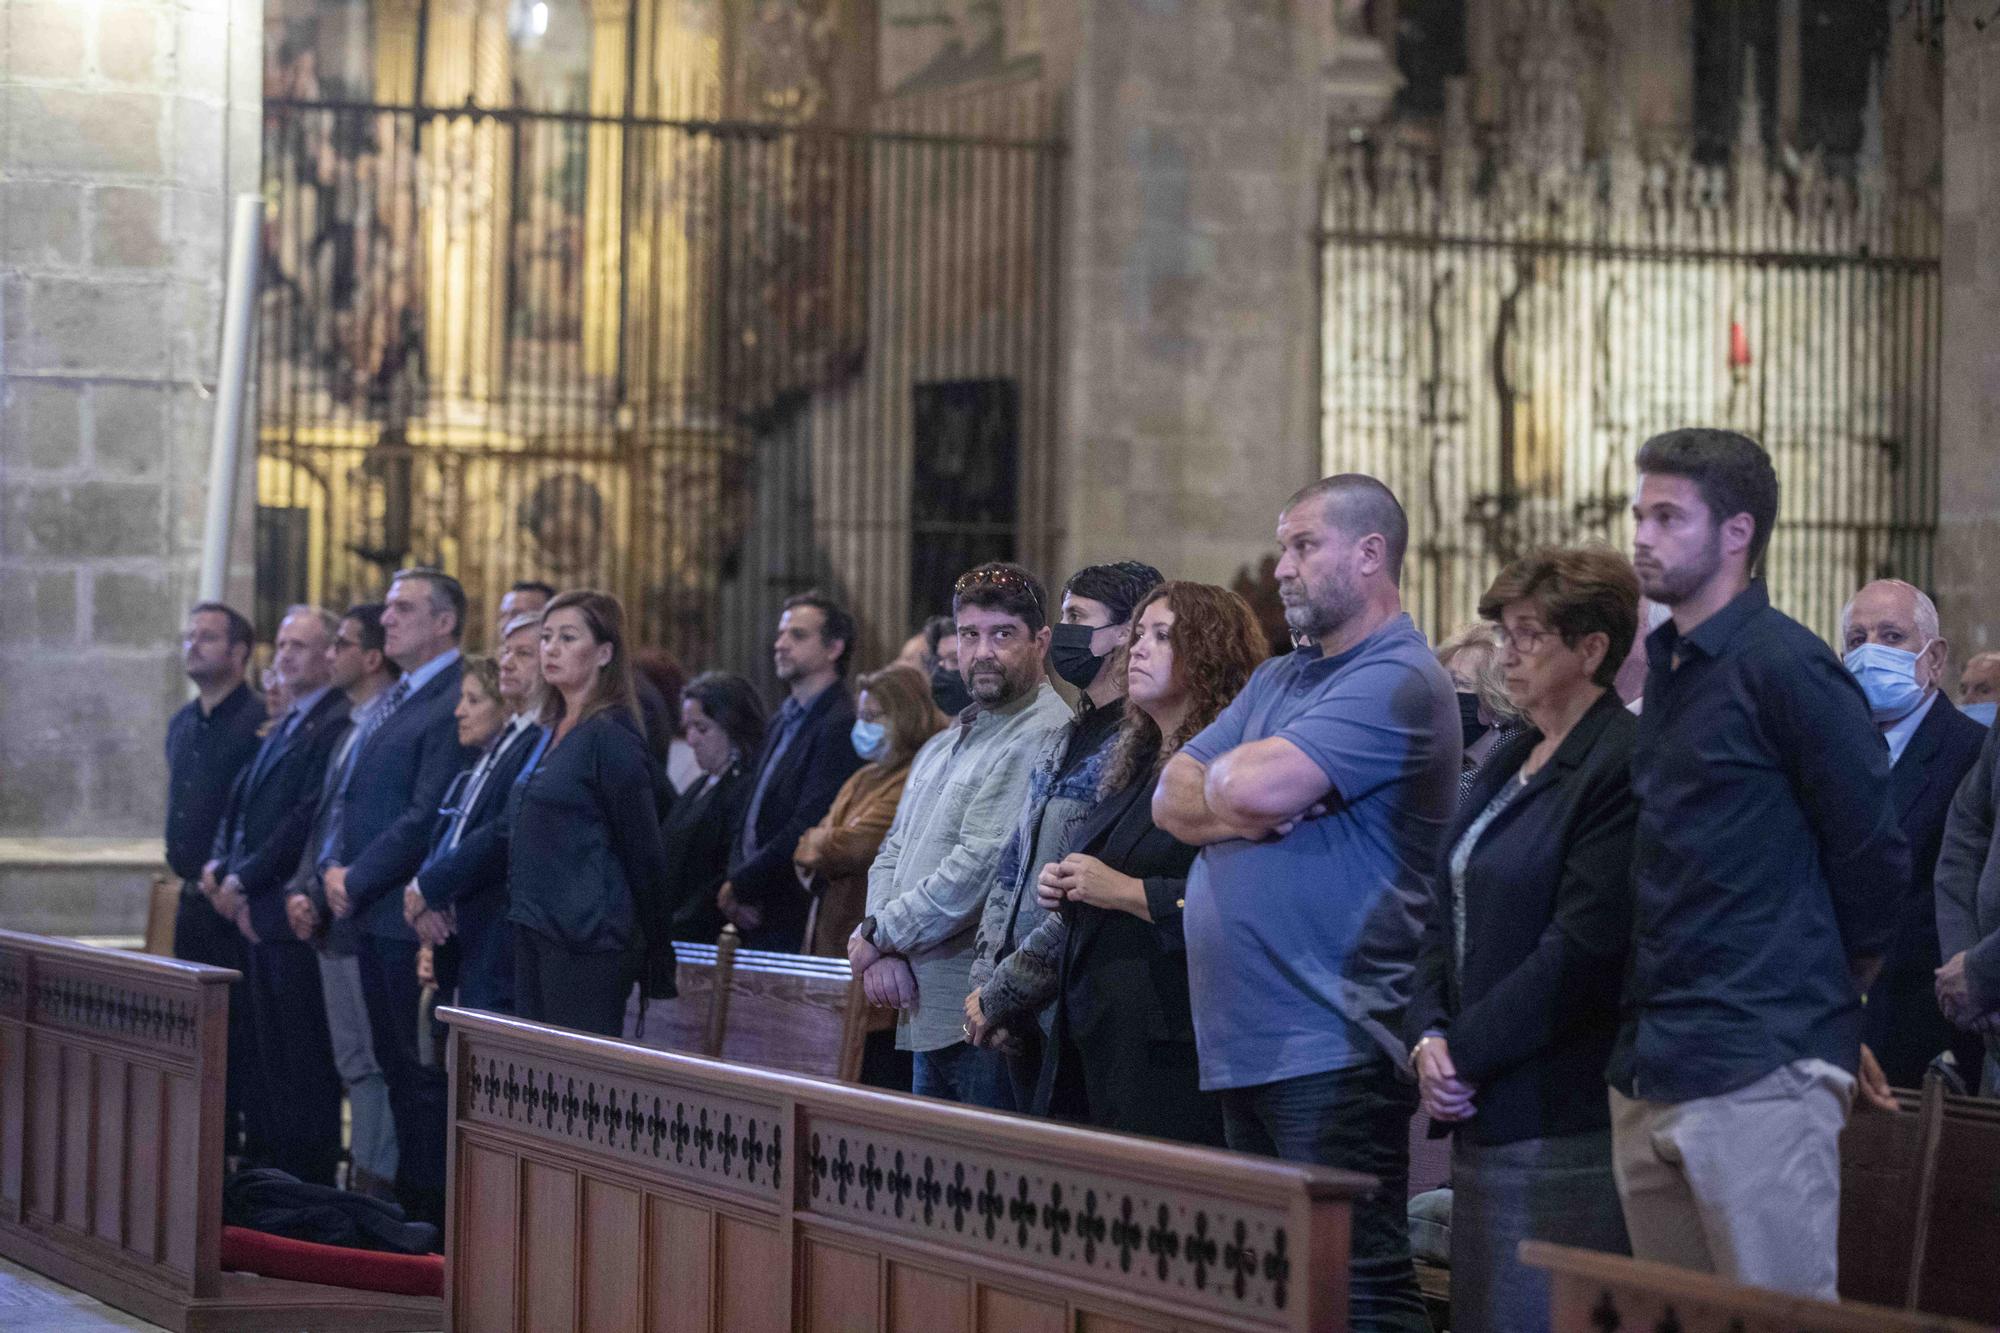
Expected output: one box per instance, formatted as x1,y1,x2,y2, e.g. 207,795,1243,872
849,563,1072,1107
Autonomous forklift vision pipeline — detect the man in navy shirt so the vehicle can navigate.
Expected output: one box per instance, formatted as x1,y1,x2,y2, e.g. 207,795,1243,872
166,601,266,1156
1614,428,1907,1299
1157,475,1458,1333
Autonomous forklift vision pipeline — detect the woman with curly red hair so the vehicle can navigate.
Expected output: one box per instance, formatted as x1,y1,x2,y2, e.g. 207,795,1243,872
1032,581,1267,1144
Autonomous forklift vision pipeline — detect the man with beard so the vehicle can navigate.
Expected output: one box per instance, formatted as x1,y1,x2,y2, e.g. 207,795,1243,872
849,562,1072,1106
1155,475,1457,1333
718,591,864,950
1611,429,1905,1299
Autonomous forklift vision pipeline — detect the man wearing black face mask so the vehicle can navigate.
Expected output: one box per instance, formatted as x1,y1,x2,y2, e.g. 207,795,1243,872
930,624,972,717
966,560,1164,1107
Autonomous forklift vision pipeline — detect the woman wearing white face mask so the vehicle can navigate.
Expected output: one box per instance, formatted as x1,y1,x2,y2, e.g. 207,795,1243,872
795,665,946,957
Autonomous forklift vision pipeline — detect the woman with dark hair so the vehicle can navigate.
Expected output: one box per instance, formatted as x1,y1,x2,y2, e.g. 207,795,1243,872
633,647,702,793
661,672,767,943
506,590,675,1035
1407,545,1640,1332
796,664,948,956
1033,581,1266,1145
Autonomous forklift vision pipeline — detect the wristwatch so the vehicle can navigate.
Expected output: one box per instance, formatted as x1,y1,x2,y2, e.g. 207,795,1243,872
1410,1033,1440,1068
854,915,880,945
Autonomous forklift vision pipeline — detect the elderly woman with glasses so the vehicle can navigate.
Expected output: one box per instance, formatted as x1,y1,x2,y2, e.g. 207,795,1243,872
1406,546,1641,1332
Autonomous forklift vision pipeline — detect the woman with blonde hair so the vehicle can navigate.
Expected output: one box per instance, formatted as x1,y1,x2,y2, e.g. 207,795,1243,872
796,664,947,956
506,590,674,1035
1437,620,1526,798
1032,581,1267,1144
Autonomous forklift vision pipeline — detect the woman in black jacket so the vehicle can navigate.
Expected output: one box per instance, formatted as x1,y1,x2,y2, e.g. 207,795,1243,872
1407,546,1640,1333
508,590,674,1037
661,672,766,942
1033,581,1266,1145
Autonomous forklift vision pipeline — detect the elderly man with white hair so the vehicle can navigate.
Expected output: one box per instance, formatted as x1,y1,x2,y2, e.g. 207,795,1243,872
1839,579,1989,1088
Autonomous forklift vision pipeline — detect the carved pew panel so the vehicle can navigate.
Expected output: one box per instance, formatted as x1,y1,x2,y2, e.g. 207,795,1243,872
1529,1241,1991,1333
0,930,441,1333
444,1007,1362,1332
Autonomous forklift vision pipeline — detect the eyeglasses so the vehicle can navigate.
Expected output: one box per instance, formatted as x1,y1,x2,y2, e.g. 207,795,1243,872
952,567,1045,616
1495,626,1563,654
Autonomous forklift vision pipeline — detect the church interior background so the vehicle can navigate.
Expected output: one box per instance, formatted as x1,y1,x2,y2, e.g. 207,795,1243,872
253,0,1939,669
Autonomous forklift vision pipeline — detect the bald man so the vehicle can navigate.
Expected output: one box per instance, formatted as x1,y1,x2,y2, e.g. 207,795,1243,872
1839,580,1989,1086
1961,651,2000,728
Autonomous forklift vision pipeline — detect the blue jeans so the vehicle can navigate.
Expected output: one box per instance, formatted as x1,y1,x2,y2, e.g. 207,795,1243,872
913,1041,1016,1110
1218,1059,1430,1333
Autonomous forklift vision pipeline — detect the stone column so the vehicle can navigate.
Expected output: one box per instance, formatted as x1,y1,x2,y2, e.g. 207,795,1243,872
1937,15,2000,663
582,0,631,379
0,0,263,928
1047,0,1330,586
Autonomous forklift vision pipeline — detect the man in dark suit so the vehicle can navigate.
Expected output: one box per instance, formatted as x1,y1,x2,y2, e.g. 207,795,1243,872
321,567,476,1226
718,591,864,951
1841,580,1990,1087
207,605,351,1183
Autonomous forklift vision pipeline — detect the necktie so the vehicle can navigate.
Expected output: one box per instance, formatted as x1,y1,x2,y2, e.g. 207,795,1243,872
337,677,411,800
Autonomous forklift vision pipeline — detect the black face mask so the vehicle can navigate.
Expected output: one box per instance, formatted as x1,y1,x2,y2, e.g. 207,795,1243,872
931,663,972,717
1457,691,1490,750
1049,621,1116,692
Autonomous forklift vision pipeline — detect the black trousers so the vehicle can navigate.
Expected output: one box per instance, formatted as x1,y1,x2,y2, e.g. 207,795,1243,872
356,933,449,1226
173,887,263,1160
513,928,633,1038
245,936,344,1185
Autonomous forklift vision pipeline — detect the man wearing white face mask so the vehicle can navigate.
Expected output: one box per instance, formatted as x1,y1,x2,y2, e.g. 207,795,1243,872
1841,580,1989,1087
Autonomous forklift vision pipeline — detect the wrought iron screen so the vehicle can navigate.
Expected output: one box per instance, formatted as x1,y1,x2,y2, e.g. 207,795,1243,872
1320,120,1941,645
255,98,1061,672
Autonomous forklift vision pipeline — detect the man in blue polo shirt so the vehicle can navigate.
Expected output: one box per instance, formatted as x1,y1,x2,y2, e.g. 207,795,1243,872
1156,474,1458,1333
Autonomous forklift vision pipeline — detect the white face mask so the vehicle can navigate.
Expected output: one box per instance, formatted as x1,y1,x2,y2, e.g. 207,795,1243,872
1843,640,1932,723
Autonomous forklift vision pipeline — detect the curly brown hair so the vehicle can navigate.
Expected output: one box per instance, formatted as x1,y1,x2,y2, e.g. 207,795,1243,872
1098,581,1268,797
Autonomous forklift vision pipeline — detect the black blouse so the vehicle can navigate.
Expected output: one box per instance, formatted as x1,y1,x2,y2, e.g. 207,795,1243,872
506,709,671,954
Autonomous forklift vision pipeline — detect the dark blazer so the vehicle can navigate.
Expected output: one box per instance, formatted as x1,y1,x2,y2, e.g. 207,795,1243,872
417,720,546,911
662,762,755,943
506,709,672,960
331,656,478,940
1939,721,2000,1033
1407,690,1637,1146
1037,777,1224,1147
213,690,352,942
727,684,863,950
1864,695,1989,1086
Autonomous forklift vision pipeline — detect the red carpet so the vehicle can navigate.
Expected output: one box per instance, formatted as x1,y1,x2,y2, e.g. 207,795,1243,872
219,1226,444,1298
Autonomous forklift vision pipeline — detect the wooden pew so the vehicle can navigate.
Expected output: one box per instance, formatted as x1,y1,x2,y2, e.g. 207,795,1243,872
1841,1076,2000,1323
623,927,894,1082
444,1006,1369,1331
1527,1241,1991,1333
0,929,441,1332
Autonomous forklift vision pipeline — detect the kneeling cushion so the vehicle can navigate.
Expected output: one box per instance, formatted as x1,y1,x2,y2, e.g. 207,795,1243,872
219,1225,445,1298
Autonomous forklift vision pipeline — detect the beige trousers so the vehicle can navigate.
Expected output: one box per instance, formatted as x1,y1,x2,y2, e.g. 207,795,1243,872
1608,1058,1855,1301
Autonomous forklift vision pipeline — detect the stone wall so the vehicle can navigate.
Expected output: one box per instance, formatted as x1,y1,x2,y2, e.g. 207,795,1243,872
1938,14,2000,666
0,0,262,872
1047,0,1329,589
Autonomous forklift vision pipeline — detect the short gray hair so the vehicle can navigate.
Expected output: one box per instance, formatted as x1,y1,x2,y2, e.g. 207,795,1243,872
1839,579,1939,643
500,612,542,641
281,604,340,640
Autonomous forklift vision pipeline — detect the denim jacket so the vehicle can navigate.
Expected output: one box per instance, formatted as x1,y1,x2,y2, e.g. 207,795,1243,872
969,717,1119,1025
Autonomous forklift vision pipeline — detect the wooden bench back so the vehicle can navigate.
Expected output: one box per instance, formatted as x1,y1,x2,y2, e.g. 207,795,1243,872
626,928,890,1081
443,1007,1370,1332
0,929,439,1332
1841,1077,2000,1323
1527,1241,1991,1333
